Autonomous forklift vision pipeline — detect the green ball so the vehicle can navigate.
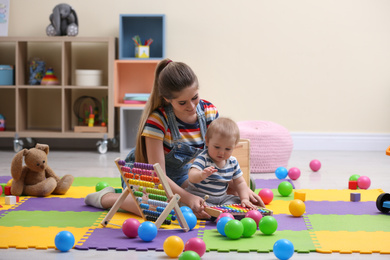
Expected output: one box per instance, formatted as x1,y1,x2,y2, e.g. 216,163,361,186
179,250,201,260
224,219,244,239
259,216,278,235
240,217,257,237
278,181,293,197
349,174,360,181
95,181,110,192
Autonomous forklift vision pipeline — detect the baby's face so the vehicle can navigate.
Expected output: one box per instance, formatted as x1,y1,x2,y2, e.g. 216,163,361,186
206,133,236,164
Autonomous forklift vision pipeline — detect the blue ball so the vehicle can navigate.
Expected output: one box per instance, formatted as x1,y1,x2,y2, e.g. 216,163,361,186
182,212,197,230
273,239,294,260
55,231,75,252
275,167,288,179
138,221,158,242
217,216,233,236
180,206,193,213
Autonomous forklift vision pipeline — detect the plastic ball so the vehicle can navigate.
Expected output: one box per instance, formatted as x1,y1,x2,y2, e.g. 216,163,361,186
95,181,109,192
349,174,360,181
259,216,278,235
184,237,206,257
216,212,235,223
245,210,263,227
122,218,140,238
275,167,288,179
240,217,257,237
278,181,293,197
179,250,201,260
6,178,13,187
163,236,184,258
289,199,306,217
182,212,197,230
0,185,2,196
138,221,158,242
180,206,193,213
217,216,233,236
288,167,301,180
224,219,244,239
309,159,321,172
54,231,75,252
357,176,371,189
258,188,274,205
273,239,294,260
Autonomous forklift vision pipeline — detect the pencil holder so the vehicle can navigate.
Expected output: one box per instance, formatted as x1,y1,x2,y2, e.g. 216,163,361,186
135,45,150,58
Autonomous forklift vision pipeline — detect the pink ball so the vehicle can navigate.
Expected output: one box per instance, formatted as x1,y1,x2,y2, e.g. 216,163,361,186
216,212,234,223
184,237,206,257
0,185,2,196
245,210,263,227
288,167,301,180
357,176,371,189
258,188,274,205
310,160,321,172
122,218,141,238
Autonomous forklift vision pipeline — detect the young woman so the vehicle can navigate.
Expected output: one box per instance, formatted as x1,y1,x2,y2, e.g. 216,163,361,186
85,59,263,218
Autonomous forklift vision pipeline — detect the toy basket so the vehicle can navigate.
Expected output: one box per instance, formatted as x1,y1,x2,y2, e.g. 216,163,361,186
237,121,293,173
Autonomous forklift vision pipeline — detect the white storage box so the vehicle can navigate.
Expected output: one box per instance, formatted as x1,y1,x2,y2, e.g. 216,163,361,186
75,70,102,86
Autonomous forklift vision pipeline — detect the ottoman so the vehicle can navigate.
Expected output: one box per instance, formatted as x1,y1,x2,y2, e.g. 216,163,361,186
237,121,293,173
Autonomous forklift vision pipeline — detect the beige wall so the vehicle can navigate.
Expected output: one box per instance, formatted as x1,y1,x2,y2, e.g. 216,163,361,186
7,0,390,133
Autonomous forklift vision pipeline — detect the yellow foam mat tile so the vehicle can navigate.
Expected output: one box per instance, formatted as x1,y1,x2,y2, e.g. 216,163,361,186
314,231,390,254
0,226,91,249
295,189,383,202
0,197,29,210
264,200,290,215
44,186,96,199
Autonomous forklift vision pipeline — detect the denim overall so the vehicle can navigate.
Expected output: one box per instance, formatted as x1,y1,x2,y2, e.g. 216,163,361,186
123,103,207,189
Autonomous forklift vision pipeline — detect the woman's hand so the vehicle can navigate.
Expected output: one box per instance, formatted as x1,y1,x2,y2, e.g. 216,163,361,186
182,193,211,219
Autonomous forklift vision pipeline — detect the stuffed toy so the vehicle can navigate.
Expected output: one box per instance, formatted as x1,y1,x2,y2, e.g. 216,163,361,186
46,3,78,36
10,143,74,197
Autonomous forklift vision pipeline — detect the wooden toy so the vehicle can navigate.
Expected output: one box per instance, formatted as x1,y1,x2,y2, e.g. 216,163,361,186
205,204,273,220
350,192,361,202
5,196,16,205
101,159,189,231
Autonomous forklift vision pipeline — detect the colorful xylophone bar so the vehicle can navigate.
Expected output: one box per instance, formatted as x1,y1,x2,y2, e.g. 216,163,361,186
205,204,273,219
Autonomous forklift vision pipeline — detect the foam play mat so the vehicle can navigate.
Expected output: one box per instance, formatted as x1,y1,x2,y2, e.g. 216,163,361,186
0,176,389,255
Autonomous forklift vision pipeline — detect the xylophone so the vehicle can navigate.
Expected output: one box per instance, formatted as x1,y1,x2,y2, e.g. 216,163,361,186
205,204,273,220
101,159,189,231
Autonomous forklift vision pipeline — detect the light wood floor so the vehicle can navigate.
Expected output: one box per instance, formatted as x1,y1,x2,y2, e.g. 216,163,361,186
0,149,389,260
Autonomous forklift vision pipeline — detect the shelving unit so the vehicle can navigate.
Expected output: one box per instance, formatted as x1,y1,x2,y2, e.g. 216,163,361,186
0,37,115,152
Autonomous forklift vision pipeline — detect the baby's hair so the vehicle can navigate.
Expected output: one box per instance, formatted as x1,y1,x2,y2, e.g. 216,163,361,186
135,58,199,162
206,117,240,145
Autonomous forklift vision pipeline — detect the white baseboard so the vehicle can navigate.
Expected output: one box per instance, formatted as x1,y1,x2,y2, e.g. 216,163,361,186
291,132,390,151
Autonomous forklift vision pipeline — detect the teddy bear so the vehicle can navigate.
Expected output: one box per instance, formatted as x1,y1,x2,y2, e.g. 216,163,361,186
10,143,74,197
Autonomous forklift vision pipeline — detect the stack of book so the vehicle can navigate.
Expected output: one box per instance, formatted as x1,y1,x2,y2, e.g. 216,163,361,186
123,93,150,104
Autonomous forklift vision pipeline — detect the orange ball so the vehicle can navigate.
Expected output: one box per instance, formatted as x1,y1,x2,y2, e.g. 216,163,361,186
289,199,306,217
163,236,184,258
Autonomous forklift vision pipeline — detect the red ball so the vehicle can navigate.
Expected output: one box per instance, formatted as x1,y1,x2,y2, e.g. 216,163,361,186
245,210,263,227
184,237,206,257
310,160,321,172
288,167,301,180
258,188,274,205
122,218,141,238
216,212,234,223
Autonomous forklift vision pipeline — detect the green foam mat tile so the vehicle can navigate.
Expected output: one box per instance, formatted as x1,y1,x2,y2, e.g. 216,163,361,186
0,210,104,228
307,214,390,232
72,177,121,187
201,229,316,253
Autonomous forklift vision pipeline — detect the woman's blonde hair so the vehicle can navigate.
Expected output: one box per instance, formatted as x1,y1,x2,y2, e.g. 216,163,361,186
134,58,199,162
205,117,240,145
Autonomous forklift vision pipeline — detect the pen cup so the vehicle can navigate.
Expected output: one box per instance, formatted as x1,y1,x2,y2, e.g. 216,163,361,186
135,45,150,58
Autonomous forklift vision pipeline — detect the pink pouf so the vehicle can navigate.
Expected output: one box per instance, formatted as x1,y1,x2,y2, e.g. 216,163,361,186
237,121,293,173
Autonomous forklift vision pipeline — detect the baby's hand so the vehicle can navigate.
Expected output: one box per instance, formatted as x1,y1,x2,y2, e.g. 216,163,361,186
202,166,218,177
241,199,258,210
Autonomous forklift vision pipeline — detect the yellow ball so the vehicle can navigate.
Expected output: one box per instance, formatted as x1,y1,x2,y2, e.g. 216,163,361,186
6,179,13,187
163,235,184,258
289,199,306,217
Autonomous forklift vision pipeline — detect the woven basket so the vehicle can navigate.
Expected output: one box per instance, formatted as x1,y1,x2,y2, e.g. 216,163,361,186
237,121,293,173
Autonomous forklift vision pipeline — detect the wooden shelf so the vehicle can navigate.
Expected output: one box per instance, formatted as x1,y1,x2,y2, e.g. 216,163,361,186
0,37,116,148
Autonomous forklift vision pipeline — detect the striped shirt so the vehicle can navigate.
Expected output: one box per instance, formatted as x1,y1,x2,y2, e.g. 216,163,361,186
141,99,218,154
189,150,243,196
